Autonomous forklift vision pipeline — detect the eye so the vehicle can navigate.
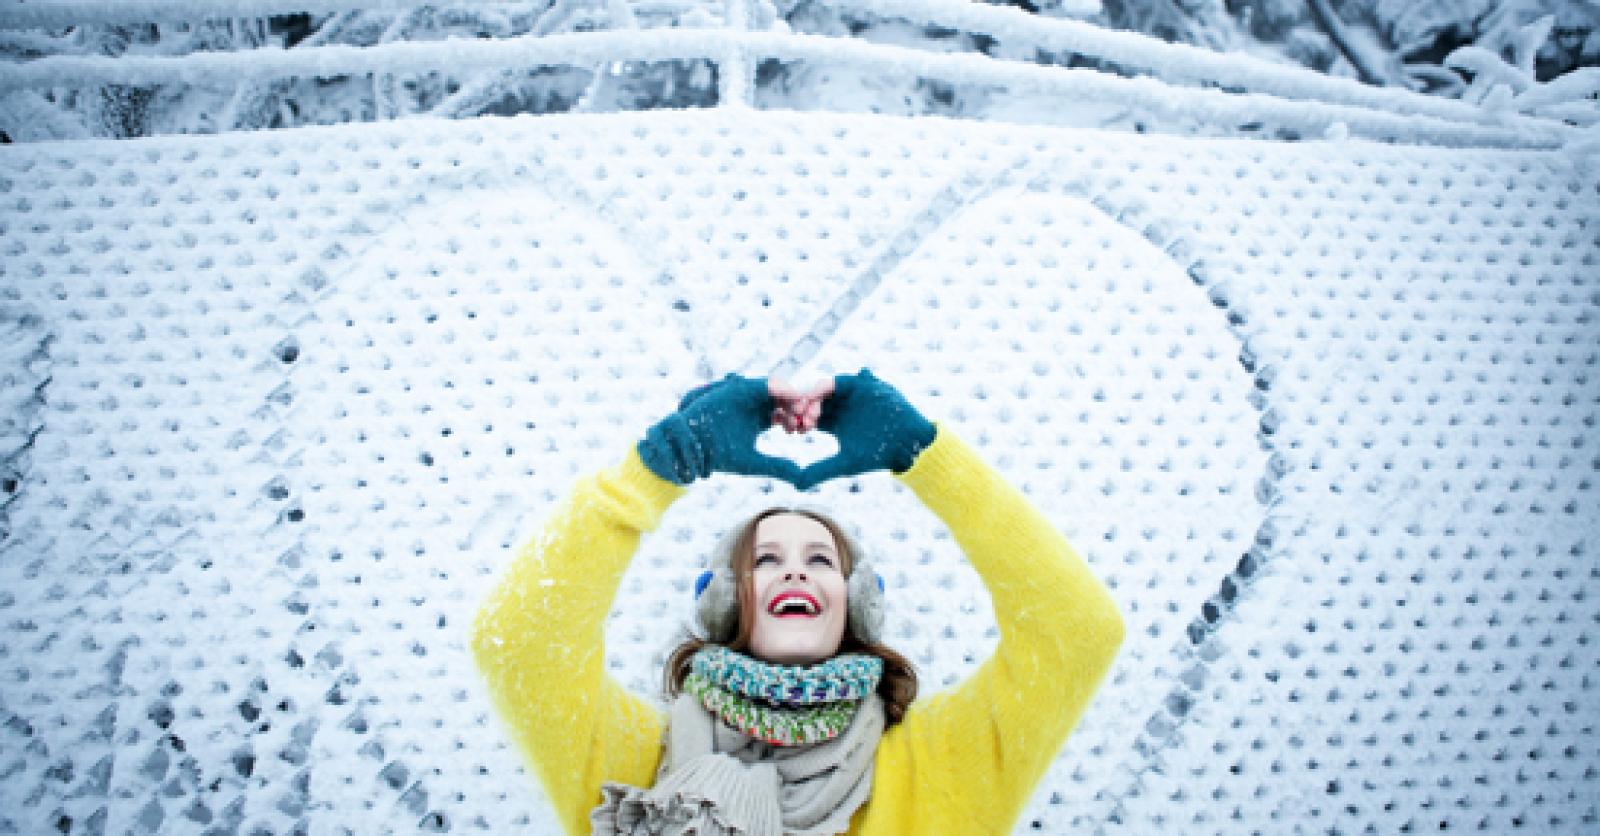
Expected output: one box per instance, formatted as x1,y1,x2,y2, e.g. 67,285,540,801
754,553,778,566
809,553,834,567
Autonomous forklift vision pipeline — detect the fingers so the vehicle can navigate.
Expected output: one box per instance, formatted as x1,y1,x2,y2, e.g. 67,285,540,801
795,379,831,431
767,377,799,401
772,406,799,434
767,378,789,432
796,379,834,432
785,396,821,433
778,396,816,434
768,377,835,434
802,397,821,433
769,377,807,433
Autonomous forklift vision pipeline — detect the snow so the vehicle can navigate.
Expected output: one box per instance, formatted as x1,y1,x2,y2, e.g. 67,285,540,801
2,25,1584,148
1,4,1598,835
826,0,1511,126
5,0,1595,146
0,0,558,28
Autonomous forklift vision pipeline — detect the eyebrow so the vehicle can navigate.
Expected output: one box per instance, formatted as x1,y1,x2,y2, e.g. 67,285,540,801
756,541,836,552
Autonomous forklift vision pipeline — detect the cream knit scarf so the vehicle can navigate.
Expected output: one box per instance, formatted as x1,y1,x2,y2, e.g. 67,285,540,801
590,646,887,835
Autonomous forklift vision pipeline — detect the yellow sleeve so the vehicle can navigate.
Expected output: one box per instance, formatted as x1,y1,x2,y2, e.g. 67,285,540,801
863,425,1126,834
471,446,687,835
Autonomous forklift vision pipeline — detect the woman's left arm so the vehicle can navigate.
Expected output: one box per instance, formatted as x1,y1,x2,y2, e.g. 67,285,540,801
865,425,1126,832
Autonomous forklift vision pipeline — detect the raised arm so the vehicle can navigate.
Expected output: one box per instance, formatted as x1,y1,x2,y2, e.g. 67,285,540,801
879,427,1125,831
795,370,1126,833
472,374,804,833
471,448,684,834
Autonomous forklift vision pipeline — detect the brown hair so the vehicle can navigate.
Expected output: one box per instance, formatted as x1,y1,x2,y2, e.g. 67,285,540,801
664,507,919,726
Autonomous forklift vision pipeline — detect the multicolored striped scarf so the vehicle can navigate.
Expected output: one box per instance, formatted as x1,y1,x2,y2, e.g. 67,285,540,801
683,645,884,747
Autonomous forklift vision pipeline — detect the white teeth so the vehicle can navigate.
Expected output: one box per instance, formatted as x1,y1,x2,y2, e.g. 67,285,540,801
771,596,818,615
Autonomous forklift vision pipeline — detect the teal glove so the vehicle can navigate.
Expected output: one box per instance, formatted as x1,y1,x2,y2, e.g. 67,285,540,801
794,369,936,490
638,374,802,486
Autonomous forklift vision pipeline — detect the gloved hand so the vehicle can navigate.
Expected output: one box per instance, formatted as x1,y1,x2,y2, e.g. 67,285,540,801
637,373,803,486
794,369,936,490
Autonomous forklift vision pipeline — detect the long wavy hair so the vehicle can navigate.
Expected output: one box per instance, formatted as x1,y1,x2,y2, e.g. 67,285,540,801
664,507,919,726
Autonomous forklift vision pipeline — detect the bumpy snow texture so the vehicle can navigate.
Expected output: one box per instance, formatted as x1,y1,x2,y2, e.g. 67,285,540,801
0,106,1595,835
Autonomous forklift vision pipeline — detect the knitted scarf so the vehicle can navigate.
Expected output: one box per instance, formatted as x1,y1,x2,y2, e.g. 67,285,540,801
591,646,887,836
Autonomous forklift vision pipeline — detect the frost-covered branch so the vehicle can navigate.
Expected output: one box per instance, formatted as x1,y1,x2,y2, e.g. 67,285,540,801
1441,12,1600,125
2,26,1577,147
1307,0,1388,87
1449,45,1538,98
0,88,90,138
5,0,1558,134
430,66,519,116
0,28,76,61
220,10,356,130
0,0,555,29
3,0,1592,143
806,0,1528,134
1516,65,1600,110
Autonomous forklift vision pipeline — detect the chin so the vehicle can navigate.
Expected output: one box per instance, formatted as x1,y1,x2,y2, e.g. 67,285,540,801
751,616,845,665
752,638,840,666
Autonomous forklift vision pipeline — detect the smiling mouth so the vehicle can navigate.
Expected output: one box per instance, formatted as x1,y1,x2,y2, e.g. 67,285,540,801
768,592,821,618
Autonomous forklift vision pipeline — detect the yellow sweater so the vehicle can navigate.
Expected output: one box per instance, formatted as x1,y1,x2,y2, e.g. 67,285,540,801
472,425,1126,834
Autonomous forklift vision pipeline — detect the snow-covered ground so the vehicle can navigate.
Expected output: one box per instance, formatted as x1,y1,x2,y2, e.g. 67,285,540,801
1,3,1598,835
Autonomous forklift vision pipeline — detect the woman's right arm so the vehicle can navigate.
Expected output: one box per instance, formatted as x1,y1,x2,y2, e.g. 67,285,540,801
471,446,685,835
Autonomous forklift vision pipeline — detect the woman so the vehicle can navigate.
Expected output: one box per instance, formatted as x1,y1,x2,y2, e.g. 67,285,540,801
473,369,1126,834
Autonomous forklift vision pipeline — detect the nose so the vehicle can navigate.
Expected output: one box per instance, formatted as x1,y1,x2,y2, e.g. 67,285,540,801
784,570,807,581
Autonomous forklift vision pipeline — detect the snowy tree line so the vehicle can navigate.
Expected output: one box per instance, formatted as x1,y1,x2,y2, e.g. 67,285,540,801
0,0,1597,142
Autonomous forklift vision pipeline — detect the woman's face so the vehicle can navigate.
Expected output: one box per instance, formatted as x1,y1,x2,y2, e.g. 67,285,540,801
746,513,849,666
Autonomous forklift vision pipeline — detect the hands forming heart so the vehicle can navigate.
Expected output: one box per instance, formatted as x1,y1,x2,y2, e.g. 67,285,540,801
766,372,936,488
767,378,835,435
637,369,935,489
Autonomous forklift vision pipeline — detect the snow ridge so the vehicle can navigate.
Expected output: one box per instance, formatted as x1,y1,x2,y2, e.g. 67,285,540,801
769,152,1039,379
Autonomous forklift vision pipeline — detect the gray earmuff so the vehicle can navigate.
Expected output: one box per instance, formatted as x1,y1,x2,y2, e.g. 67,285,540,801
693,505,885,646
